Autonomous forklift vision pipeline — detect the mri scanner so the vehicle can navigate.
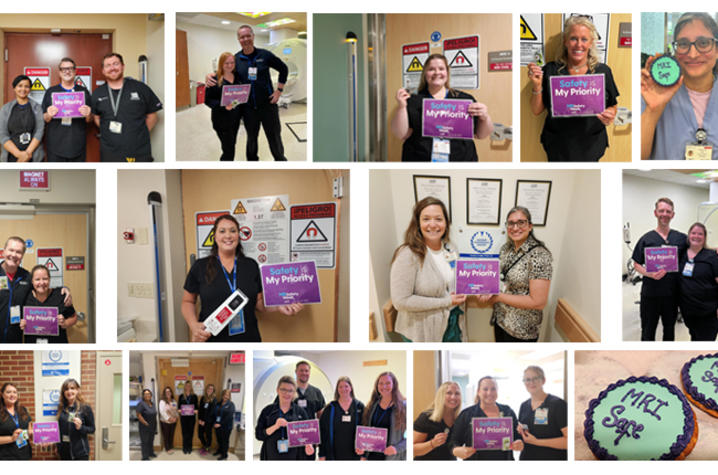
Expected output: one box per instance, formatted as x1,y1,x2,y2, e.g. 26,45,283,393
268,37,307,105
253,354,332,458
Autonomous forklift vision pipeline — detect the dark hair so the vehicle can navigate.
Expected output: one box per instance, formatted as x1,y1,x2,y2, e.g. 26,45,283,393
687,222,708,248
58,57,76,68
12,75,31,89
57,378,86,419
504,206,548,249
655,197,675,211
0,382,30,424
295,360,310,370
142,388,152,397
362,371,405,433
205,214,244,284
161,386,175,403
29,265,50,291
392,197,450,265
674,13,718,74
102,52,124,67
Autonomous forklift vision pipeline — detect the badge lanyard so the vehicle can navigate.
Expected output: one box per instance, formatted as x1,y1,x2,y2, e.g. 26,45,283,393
372,405,390,427
239,53,257,106
431,90,451,162
218,256,238,292
107,80,125,118
218,256,245,336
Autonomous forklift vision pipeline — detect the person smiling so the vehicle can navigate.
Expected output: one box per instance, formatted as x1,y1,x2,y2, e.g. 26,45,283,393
0,75,44,162
204,52,243,161
0,382,33,460
517,366,567,460
19,265,78,344
391,53,493,161
413,381,461,460
478,207,552,342
642,12,718,159
358,372,406,460
135,389,158,461
527,15,619,161
390,197,466,342
56,378,95,460
318,376,364,460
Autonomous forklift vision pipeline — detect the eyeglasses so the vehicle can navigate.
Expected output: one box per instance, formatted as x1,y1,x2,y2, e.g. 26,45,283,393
673,37,718,54
278,387,295,394
505,219,529,229
522,377,542,384
59,67,75,73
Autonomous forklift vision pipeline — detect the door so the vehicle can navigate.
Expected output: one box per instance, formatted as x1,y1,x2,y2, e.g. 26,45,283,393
157,357,224,450
176,29,191,109
4,32,114,162
0,209,92,342
96,352,122,460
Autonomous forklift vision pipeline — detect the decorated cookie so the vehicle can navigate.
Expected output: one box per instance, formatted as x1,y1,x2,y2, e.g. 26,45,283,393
650,55,681,87
681,353,718,418
584,376,697,460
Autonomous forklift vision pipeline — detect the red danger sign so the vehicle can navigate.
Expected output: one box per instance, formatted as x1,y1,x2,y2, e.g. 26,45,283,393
290,203,336,219
196,211,227,226
402,42,430,55
444,36,478,49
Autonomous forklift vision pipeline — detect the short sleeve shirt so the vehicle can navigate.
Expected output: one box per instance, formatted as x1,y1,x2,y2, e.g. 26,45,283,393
413,410,453,460
679,247,718,313
23,287,76,343
41,84,91,159
518,394,567,460
632,229,687,297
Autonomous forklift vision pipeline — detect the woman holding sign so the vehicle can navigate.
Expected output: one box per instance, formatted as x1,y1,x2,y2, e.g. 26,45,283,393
478,207,552,342
0,75,44,162
527,16,619,161
678,223,718,341
391,54,493,161
642,13,718,159
517,366,567,460
205,52,244,161
450,376,523,460
0,382,32,460
255,375,314,460
390,197,466,342
178,382,198,454
136,389,158,460
358,372,406,460
56,378,95,460
19,265,77,344
413,381,461,460
182,214,302,343
213,389,235,460
318,376,364,460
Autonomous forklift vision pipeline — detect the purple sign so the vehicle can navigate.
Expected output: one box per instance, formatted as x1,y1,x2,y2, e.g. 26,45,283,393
180,404,195,416
422,99,474,139
221,84,251,106
455,259,500,295
33,421,60,444
51,92,85,118
644,246,679,272
549,74,605,117
260,261,321,306
287,419,320,447
23,306,59,336
472,417,513,450
355,425,387,453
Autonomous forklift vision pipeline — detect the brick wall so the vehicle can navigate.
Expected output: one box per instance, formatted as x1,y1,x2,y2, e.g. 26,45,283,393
0,351,96,460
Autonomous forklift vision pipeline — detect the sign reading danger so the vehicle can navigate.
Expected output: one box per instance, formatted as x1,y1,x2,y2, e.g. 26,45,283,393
443,36,479,89
24,67,51,104
402,42,429,92
290,202,336,269
195,210,229,259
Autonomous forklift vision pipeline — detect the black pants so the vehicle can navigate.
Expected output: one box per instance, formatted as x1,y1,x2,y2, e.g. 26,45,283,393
160,421,175,451
640,295,678,341
180,416,195,452
213,116,241,161
494,324,538,342
244,103,287,161
198,420,213,449
680,305,718,341
47,150,86,162
139,424,156,459
58,441,89,460
217,426,230,458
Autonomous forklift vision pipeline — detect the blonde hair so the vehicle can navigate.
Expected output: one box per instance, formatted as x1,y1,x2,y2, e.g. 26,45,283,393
428,381,461,423
474,376,497,404
557,16,600,73
216,52,234,85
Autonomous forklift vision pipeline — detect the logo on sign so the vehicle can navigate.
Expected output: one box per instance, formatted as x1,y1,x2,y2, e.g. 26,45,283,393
258,254,267,263
202,229,215,247
44,258,59,272
470,231,494,254
233,201,247,214
406,57,423,72
450,51,473,68
431,31,442,42
271,198,286,212
31,78,45,91
520,15,538,41
104,359,111,366
239,226,252,241
297,220,328,242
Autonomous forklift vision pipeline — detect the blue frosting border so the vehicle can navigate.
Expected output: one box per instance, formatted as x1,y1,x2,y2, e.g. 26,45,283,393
681,352,718,413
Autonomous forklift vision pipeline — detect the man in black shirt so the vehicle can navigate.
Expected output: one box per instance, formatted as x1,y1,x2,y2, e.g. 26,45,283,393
294,360,326,420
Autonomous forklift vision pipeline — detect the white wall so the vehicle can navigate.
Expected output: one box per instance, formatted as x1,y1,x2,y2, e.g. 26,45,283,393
0,170,94,204
370,169,602,342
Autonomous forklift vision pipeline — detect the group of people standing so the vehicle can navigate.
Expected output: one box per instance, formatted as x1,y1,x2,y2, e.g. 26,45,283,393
0,378,94,460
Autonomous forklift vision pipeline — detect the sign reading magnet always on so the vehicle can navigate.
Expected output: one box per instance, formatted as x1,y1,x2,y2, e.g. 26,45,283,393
290,202,336,269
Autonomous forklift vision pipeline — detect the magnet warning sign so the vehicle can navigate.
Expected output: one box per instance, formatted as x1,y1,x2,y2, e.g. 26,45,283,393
520,13,544,65
290,202,336,268
37,248,63,288
24,67,51,104
443,36,479,89
195,210,229,258
402,42,430,92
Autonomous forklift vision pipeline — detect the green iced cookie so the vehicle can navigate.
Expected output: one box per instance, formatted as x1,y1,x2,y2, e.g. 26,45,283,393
650,56,681,87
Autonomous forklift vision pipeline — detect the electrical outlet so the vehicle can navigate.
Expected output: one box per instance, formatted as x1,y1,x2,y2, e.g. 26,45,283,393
128,282,153,299
136,228,149,245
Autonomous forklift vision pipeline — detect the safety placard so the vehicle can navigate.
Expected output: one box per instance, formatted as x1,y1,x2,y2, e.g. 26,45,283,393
290,202,336,269
520,14,544,66
443,36,479,89
24,67,51,104
42,389,60,416
195,211,229,259
19,170,50,190
74,67,92,91
192,376,204,395
174,375,187,395
402,42,430,92
563,13,610,63
232,194,289,264
37,248,63,288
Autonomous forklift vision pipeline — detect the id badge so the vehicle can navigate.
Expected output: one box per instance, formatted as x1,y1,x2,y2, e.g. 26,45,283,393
36,338,49,344
444,250,458,269
534,408,548,425
228,308,246,336
0,276,8,290
248,67,258,81
297,399,307,408
683,261,695,277
15,431,27,448
342,415,351,422
216,416,221,423
431,138,450,162
277,438,289,453
61,117,72,126
19,132,31,145
204,403,209,409
685,143,712,160
109,121,123,134
62,434,70,442
10,306,20,325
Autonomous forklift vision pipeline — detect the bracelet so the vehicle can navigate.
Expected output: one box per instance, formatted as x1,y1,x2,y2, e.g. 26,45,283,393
531,89,542,95
429,439,435,448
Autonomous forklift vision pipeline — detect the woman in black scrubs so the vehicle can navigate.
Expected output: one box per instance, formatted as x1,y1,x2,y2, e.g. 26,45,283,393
0,75,44,162
213,389,235,460
205,52,243,161
391,54,493,162
182,214,303,342
517,366,567,460
57,378,95,460
450,376,523,460
318,376,364,460
177,383,198,454
0,382,32,460
679,222,718,341
20,265,77,343
136,389,158,460
198,383,217,455
413,381,461,460
359,371,406,460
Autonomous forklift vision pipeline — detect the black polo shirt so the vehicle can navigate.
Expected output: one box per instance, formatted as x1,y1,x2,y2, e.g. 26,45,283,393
41,84,91,160
0,265,31,344
679,248,718,314
632,230,687,297
518,394,567,460
91,77,162,162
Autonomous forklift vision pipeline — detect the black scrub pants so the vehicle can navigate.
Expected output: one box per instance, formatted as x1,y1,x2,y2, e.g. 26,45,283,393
244,103,287,161
139,424,156,459
494,324,538,342
680,305,718,341
213,116,241,161
198,420,213,449
217,426,230,459
47,151,86,162
640,295,678,341
180,416,195,453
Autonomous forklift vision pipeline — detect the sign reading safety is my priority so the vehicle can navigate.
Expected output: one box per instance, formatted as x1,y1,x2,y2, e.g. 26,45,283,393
290,202,336,269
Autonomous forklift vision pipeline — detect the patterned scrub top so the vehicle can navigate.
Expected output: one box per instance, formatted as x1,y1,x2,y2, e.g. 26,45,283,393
493,235,553,340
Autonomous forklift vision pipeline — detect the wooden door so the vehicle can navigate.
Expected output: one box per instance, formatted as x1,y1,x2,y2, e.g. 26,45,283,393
176,29,191,109
384,14,513,162
4,32,113,162
157,357,224,450
0,212,89,343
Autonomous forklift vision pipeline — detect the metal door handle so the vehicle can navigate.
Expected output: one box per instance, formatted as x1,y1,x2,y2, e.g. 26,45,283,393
102,427,116,449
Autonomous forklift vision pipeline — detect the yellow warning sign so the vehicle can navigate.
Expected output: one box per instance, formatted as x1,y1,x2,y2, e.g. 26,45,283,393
233,201,247,214
520,15,538,41
202,229,215,247
406,56,423,72
271,198,286,212
31,78,45,91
